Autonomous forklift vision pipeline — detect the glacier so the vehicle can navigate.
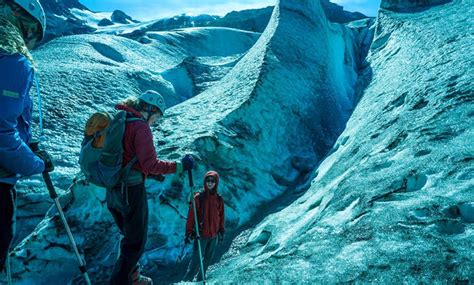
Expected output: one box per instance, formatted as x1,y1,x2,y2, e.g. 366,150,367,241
1,0,472,283
208,0,474,283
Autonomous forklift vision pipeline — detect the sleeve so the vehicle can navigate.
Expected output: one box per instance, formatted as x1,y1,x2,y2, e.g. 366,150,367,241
185,195,200,236
134,123,177,176
0,56,45,176
219,197,225,234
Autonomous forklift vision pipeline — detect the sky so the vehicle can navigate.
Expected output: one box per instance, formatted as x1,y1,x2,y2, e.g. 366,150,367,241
79,0,382,21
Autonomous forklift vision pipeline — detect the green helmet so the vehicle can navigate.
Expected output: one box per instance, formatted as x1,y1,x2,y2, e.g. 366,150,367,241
139,90,166,115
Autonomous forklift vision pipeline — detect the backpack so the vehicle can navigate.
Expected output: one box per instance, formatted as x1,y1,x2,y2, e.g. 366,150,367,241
79,110,144,189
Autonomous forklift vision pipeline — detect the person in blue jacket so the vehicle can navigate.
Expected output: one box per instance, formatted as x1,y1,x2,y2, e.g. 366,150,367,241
0,0,51,273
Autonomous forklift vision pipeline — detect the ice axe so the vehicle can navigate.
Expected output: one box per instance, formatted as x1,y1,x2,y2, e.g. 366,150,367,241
188,169,206,283
30,142,92,285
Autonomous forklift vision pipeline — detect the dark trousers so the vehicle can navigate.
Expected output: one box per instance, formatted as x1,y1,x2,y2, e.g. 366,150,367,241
106,183,148,285
0,183,16,272
183,237,218,281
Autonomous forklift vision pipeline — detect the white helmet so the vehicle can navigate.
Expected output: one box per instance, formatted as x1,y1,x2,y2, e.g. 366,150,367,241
139,90,166,115
12,0,46,42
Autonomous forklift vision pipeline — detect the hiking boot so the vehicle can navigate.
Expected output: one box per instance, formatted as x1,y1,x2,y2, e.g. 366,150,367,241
131,268,153,285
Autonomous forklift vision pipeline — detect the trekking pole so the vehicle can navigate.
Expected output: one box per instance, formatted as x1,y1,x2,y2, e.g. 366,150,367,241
188,170,206,283
6,252,12,285
42,172,92,285
30,142,92,285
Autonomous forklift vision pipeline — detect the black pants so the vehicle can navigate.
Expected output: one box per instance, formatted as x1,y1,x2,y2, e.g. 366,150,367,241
183,237,218,281
106,183,148,285
0,183,16,272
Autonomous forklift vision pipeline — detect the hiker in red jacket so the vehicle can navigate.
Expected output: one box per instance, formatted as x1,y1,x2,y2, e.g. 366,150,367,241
107,90,194,285
183,171,225,282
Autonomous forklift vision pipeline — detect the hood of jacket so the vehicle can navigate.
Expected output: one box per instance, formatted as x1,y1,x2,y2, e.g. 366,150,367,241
204,171,219,193
0,16,33,65
115,104,145,119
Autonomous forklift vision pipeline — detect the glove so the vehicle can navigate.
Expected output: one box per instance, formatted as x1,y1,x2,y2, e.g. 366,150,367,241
181,154,194,171
184,235,193,245
218,232,224,244
35,150,54,173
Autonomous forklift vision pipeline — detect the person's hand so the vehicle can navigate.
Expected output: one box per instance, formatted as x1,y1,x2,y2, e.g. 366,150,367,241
35,150,54,173
181,154,194,171
184,235,193,245
218,232,224,244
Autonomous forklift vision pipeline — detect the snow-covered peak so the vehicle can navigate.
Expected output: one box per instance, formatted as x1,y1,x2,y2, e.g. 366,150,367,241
40,0,88,13
111,9,139,24
70,8,112,27
40,0,369,44
38,0,95,42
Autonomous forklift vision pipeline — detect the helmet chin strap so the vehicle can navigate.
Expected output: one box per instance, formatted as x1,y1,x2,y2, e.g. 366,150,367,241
146,105,154,123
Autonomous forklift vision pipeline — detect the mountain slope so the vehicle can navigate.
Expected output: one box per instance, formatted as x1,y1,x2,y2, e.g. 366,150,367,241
155,0,363,229
161,54,245,101
39,0,95,42
208,0,473,282
145,2,367,34
37,0,368,45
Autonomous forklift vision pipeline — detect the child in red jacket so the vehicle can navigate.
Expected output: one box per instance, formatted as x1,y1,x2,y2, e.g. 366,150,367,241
183,171,225,282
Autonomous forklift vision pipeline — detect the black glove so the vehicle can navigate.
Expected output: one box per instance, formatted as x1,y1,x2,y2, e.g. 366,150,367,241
181,154,194,171
184,235,193,245
218,232,224,244
35,150,54,173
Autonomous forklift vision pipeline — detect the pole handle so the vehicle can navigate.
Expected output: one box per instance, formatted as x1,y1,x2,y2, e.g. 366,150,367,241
188,169,194,188
31,141,57,198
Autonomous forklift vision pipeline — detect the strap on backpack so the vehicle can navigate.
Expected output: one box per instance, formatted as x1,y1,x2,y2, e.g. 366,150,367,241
125,113,145,124
119,114,145,204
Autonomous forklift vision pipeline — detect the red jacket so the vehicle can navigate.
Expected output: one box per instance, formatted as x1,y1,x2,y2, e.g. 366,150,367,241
116,104,177,177
186,171,225,238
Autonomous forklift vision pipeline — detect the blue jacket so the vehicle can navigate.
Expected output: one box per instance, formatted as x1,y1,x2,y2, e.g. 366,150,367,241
0,53,44,185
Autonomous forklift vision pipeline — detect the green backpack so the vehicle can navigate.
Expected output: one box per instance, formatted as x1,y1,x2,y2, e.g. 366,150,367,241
79,110,143,188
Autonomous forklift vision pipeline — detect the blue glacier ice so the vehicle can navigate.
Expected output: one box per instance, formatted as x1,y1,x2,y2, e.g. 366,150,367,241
1,0,472,283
